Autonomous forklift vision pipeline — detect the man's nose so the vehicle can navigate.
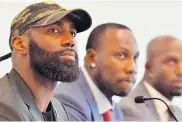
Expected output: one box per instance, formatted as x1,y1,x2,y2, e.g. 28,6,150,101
60,32,75,48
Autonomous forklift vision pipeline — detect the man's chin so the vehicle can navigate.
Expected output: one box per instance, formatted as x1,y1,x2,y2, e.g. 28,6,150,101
33,63,80,83
116,90,131,97
39,70,79,83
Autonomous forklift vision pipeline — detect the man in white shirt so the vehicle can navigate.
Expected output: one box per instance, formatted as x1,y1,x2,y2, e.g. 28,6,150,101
54,23,139,121
120,35,182,121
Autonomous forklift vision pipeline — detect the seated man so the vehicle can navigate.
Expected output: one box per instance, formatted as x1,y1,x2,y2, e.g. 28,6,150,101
54,23,139,121
0,1,91,121
120,35,182,121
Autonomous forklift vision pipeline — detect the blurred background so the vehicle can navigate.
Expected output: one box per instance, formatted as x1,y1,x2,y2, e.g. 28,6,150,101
0,0,182,109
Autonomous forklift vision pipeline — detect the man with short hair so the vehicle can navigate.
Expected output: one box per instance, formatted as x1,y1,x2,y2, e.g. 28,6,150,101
120,35,182,121
0,1,92,121
54,23,139,121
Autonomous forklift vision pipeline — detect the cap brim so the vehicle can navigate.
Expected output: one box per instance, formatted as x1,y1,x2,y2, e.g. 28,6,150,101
33,9,92,33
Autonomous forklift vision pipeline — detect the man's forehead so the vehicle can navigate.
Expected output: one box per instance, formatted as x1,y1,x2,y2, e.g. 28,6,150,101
151,43,182,59
158,40,182,52
157,52,182,61
99,38,138,54
162,45,182,55
147,36,182,56
118,44,139,54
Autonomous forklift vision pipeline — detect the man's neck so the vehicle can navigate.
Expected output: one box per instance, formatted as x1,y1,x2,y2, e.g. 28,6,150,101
14,65,57,112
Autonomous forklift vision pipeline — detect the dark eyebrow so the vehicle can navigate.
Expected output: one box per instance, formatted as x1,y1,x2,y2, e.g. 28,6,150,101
48,21,77,32
165,55,178,59
118,47,139,58
52,21,75,29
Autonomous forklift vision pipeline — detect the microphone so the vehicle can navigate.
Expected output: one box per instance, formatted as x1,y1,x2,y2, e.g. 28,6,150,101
135,96,178,121
0,52,11,62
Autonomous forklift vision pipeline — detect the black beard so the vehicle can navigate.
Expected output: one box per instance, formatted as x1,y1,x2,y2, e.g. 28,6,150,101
93,71,113,100
170,91,182,97
94,70,129,99
29,36,80,83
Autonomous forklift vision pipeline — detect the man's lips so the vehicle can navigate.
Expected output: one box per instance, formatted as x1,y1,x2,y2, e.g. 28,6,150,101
61,51,75,56
60,51,76,60
118,78,136,84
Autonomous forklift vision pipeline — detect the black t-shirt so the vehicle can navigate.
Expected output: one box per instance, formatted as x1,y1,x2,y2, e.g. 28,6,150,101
42,103,56,121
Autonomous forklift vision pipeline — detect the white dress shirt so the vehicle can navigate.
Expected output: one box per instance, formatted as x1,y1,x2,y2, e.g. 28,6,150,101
144,81,171,121
82,66,113,118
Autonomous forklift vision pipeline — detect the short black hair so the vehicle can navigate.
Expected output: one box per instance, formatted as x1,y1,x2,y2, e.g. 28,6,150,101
86,23,131,50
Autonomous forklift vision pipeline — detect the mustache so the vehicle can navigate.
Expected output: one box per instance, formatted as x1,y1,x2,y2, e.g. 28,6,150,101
53,48,78,59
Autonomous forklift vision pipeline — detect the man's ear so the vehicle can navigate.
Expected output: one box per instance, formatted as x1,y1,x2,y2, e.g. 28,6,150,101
84,49,97,68
145,62,153,78
11,36,28,54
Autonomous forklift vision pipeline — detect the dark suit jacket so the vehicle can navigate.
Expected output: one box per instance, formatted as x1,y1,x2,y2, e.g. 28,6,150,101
120,82,182,121
54,71,124,121
0,69,69,121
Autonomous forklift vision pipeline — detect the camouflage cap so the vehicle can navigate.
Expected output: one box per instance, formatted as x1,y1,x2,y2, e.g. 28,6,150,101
9,2,92,49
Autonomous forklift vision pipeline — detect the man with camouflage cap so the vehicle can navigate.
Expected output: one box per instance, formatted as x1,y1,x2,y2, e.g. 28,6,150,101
0,1,91,121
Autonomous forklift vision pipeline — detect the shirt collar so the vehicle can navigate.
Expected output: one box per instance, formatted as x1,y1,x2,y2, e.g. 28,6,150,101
81,66,114,115
144,81,171,113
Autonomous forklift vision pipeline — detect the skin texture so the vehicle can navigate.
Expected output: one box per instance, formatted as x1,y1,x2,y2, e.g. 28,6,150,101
11,17,80,112
144,36,182,100
85,27,139,102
